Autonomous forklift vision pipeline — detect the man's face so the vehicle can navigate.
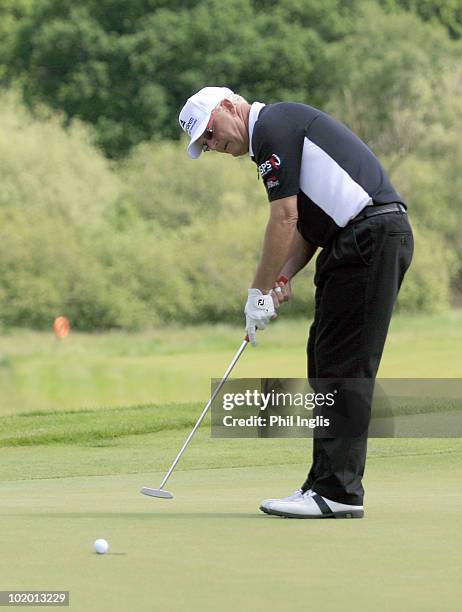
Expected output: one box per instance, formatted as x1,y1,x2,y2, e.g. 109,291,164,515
199,99,248,157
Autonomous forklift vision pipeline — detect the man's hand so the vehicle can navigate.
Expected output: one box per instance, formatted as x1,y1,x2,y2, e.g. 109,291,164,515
271,278,292,309
245,288,276,346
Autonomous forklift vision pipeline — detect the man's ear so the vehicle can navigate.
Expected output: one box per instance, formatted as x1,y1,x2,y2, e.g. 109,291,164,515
221,98,235,114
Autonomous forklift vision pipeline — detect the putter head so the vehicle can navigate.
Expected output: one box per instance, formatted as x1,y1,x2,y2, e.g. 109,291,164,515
141,487,174,499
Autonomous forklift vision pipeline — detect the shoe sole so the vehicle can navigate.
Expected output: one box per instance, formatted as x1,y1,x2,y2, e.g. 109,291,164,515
259,505,364,519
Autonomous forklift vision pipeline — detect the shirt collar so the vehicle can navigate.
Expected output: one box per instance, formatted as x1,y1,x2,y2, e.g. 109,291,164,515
248,102,265,158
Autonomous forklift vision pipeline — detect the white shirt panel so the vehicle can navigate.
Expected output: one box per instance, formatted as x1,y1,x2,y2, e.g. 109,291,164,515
300,137,372,227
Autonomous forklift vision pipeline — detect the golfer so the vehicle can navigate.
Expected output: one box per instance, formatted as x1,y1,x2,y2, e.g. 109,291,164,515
179,87,413,519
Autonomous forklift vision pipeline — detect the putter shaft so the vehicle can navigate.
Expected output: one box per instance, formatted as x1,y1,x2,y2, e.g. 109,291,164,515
143,337,249,497
159,337,248,489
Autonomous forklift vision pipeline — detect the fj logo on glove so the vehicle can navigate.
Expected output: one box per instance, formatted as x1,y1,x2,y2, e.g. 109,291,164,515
245,288,276,346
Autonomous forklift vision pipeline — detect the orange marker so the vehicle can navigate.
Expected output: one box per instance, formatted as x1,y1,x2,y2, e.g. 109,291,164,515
54,316,70,339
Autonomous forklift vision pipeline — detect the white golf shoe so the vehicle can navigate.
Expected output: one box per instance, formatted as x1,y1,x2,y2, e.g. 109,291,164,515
260,490,364,519
259,489,310,514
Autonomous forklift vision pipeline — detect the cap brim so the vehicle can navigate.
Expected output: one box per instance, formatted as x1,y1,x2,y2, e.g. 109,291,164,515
187,116,209,159
187,140,203,159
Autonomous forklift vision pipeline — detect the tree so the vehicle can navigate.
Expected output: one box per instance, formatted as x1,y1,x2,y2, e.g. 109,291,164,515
379,0,462,38
0,0,35,80
10,0,359,157
325,3,461,162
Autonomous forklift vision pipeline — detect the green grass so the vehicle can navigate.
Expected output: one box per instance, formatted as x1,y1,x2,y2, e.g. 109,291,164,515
0,437,461,611
1,397,460,450
0,313,461,610
0,403,199,447
1,310,462,415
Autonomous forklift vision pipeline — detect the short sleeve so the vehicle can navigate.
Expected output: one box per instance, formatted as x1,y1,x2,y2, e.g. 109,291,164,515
252,104,305,202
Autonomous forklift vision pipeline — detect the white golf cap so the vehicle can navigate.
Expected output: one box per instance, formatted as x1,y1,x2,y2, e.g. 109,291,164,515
179,86,234,159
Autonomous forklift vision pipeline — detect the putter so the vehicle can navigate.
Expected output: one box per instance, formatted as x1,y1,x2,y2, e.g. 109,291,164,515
140,275,288,500
140,336,249,499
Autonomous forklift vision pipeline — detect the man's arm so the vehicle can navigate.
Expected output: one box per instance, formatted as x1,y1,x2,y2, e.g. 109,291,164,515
252,195,299,292
279,228,317,281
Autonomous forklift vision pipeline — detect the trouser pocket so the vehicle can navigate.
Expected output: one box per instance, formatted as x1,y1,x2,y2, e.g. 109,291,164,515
352,223,375,266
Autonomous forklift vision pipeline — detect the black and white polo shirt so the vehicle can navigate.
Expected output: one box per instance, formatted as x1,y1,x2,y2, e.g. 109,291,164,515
249,102,405,247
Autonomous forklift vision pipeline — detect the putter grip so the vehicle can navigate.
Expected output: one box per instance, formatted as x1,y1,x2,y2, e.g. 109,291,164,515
244,275,289,342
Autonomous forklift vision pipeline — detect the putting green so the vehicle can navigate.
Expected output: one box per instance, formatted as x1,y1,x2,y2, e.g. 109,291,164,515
1,437,461,611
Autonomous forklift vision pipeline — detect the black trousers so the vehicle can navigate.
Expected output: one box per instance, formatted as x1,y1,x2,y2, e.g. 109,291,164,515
302,208,413,505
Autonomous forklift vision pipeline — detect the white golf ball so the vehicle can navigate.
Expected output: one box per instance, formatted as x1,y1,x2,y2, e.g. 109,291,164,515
94,538,109,554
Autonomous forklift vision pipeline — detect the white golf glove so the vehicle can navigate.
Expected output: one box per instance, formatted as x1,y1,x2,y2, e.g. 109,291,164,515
244,288,276,346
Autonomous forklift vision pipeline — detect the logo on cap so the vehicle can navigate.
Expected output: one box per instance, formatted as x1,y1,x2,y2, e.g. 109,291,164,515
184,117,197,136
